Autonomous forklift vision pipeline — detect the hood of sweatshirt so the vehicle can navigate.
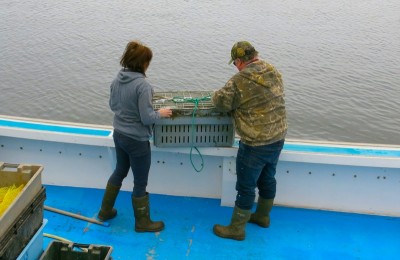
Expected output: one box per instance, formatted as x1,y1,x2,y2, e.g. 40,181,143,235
239,60,283,90
117,69,145,84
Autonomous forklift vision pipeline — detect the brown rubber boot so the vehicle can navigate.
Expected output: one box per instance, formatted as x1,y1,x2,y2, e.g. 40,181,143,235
248,197,274,228
213,206,251,241
132,193,164,232
97,182,121,221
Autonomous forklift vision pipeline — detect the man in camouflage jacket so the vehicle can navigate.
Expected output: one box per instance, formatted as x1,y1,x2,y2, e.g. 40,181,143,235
212,41,287,241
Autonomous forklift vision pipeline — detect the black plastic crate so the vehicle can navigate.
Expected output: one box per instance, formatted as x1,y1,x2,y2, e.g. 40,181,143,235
0,186,46,260
40,241,113,260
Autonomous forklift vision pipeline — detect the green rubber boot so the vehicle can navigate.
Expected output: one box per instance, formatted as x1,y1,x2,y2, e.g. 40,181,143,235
213,206,251,241
248,197,274,228
132,193,165,232
98,182,121,221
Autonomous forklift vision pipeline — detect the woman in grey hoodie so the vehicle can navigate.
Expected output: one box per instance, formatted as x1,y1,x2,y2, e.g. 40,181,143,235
98,41,172,232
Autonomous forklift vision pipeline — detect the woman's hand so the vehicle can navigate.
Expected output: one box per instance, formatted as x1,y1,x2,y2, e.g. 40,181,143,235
158,108,173,118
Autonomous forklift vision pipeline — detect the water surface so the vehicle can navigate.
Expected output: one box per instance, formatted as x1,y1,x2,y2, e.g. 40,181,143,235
1,0,399,144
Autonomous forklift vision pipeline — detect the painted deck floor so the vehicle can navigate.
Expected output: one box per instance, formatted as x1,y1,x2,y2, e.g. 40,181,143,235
42,185,400,260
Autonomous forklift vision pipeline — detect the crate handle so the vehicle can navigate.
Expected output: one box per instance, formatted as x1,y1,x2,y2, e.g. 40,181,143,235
70,243,92,250
0,163,33,173
0,163,20,172
1,163,19,169
67,243,110,254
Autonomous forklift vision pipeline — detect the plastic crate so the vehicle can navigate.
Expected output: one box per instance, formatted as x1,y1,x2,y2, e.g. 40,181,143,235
16,219,48,260
153,117,235,147
0,186,46,260
0,162,43,238
39,241,113,260
153,91,235,147
153,91,217,115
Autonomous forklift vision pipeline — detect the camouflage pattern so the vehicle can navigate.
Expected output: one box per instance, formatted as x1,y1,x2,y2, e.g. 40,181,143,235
229,41,259,64
212,60,287,146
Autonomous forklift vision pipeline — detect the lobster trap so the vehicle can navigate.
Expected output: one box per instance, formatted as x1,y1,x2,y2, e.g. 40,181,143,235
152,91,235,147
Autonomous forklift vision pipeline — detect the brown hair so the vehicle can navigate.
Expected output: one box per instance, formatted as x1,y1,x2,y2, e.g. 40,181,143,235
120,41,153,76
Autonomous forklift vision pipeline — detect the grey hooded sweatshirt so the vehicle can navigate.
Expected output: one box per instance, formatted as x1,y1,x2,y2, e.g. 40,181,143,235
109,69,160,141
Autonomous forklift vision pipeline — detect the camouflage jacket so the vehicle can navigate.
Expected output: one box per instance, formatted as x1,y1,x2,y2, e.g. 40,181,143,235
212,60,287,146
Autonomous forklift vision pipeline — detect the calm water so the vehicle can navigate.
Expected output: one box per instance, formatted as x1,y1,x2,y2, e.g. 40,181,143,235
1,0,399,145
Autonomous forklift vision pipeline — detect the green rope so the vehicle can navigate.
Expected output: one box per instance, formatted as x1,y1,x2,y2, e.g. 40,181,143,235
171,95,211,104
171,95,211,172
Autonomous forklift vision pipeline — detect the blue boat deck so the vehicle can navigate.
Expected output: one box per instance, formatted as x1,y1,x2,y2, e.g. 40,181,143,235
42,185,400,259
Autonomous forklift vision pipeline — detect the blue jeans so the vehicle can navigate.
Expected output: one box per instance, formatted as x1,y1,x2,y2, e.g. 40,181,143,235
108,130,151,198
235,139,285,210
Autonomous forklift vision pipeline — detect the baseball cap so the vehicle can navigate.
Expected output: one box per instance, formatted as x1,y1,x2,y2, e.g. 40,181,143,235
229,41,258,64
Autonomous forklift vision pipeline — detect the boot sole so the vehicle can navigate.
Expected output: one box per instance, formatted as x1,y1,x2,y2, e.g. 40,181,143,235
215,234,245,241
135,226,164,233
97,212,117,221
248,220,269,228
213,226,245,241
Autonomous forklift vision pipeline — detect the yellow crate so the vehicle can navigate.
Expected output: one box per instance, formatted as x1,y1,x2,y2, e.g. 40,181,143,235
0,163,43,239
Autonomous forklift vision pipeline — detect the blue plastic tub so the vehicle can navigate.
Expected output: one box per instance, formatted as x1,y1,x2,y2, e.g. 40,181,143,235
16,219,48,260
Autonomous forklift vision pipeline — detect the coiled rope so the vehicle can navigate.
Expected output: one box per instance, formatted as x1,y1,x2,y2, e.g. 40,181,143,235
171,95,211,172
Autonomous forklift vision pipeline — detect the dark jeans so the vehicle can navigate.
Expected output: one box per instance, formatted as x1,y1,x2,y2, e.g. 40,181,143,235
108,130,151,198
235,139,285,210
